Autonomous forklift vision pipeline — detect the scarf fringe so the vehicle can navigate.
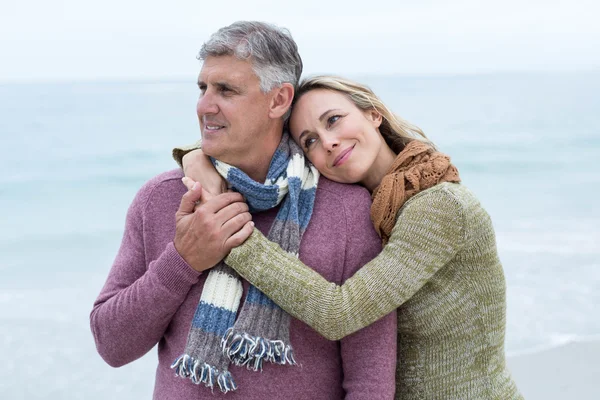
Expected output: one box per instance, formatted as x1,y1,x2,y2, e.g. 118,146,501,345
170,354,238,393
221,328,297,371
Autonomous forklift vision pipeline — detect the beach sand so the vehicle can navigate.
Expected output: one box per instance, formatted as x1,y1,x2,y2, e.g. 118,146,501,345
508,340,600,399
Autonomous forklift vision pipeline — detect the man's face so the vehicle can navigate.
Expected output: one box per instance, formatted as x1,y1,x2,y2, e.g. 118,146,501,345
196,55,275,165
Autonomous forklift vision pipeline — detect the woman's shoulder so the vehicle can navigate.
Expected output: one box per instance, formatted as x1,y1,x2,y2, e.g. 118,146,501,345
400,182,474,211
393,183,487,231
384,183,471,251
403,182,479,211
396,183,490,237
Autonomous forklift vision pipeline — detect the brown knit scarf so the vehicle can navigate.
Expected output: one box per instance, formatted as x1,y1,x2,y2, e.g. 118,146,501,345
371,140,461,244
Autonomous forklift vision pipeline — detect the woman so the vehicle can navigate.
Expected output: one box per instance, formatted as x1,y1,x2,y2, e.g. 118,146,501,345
176,76,523,399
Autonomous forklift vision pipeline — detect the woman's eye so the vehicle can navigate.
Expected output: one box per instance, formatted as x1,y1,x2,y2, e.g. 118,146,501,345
304,137,316,149
327,115,341,126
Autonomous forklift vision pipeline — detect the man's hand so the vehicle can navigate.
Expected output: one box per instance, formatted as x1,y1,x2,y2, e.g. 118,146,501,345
174,181,254,272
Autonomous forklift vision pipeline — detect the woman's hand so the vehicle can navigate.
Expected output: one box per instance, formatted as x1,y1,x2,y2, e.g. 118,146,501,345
182,148,227,197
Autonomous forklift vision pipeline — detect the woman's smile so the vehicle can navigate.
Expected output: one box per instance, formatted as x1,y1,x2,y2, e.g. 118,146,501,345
332,145,355,167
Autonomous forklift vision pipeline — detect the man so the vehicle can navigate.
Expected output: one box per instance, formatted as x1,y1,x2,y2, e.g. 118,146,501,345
91,21,396,399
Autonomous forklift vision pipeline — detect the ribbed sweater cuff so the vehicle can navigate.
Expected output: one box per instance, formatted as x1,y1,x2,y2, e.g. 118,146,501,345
149,241,201,294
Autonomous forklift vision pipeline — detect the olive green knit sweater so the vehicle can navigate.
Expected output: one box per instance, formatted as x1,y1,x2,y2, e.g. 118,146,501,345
224,182,522,399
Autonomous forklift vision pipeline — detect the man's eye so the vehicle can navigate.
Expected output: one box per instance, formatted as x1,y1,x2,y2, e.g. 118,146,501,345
198,85,207,94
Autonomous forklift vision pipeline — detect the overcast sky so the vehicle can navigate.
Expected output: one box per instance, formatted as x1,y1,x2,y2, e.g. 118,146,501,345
1,0,598,83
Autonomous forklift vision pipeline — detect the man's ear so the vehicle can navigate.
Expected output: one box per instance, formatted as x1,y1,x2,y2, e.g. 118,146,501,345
269,83,294,119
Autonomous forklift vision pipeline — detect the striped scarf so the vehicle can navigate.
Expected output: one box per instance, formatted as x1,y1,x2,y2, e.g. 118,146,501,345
171,132,319,393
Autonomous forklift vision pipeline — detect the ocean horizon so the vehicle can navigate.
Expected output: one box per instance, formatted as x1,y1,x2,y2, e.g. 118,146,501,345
1,71,599,398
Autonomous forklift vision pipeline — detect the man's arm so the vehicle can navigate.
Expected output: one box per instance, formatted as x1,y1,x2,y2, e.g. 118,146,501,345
90,180,201,367
340,313,397,399
90,178,253,367
340,287,397,399
338,188,396,399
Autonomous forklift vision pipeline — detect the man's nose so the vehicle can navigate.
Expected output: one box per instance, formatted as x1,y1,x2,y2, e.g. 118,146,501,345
196,92,218,115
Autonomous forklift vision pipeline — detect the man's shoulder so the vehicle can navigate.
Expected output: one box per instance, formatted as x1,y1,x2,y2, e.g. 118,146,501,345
316,177,372,203
313,178,373,220
142,168,185,191
132,169,185,210
310,178,381,275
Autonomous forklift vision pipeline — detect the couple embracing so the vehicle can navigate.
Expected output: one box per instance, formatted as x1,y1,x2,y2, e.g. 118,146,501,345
91,21,522,400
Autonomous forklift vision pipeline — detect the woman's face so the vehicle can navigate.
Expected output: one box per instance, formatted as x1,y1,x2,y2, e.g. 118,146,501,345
289,89,384,185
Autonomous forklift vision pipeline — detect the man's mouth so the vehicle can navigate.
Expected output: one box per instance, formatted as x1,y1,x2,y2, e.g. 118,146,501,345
204,124,225,132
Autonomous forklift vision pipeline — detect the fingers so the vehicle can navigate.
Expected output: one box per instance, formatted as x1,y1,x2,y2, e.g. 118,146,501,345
220,210,253,238
200,195,249,236
183,177,215,207
215,201,249,225
225,222,255,249
182,177,195,190
199,191,245,214
175,180,253,273
183,176,217,200
178,182,203,214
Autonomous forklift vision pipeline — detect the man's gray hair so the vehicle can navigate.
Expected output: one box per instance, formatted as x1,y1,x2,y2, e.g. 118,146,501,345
198,21,303,92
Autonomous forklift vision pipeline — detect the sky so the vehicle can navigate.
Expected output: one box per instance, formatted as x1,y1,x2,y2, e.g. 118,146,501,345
0,0,599,83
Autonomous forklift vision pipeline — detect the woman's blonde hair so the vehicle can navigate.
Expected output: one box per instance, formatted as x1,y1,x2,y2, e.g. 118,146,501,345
293,75,431,153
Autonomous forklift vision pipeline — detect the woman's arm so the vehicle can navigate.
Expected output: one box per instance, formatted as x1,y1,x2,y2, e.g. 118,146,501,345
172,141,201,169
225,185,465,340
173,143,227,196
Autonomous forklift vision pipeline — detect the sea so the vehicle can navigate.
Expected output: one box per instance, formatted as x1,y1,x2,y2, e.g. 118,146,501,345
1,71,599,398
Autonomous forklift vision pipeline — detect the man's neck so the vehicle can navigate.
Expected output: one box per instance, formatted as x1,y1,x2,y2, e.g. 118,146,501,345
241,162,270,183
236,127,283,183
237,146,277,183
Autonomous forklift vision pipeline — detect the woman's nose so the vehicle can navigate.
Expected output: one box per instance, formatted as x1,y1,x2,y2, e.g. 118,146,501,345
323,137,340,152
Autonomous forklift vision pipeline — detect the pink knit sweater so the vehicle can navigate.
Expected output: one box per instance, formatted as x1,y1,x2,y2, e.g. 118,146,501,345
90,169,397,399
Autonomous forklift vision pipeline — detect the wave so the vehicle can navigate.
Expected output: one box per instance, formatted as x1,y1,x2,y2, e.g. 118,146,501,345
506,333,600,358
496,225,600,255
0,229,122,248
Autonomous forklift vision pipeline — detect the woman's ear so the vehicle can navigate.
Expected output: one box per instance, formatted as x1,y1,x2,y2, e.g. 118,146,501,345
367,109,383,128
269,83,294,119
